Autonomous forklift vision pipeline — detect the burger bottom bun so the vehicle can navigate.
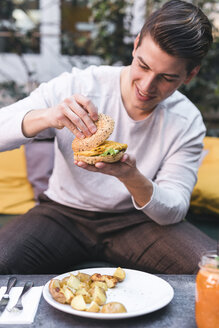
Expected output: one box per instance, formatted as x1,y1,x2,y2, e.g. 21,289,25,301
74,151,125,165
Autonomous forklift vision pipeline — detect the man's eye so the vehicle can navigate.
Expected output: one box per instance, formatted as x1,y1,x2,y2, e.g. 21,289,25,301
139,64,149,70
162,76,175,82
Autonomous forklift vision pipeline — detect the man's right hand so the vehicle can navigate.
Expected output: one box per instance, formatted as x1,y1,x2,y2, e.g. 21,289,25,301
22,94,99,138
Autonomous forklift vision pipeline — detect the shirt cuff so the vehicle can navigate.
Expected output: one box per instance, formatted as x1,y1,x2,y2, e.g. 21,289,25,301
131,179,155,210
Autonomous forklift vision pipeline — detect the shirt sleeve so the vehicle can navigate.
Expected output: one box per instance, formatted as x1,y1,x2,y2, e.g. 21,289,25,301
0,72,73,152
132,113,206,225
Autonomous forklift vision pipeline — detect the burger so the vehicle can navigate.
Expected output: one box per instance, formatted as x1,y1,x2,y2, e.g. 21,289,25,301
72,113,128,165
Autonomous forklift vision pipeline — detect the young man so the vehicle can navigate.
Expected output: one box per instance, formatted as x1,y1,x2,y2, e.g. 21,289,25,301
0,0,216,274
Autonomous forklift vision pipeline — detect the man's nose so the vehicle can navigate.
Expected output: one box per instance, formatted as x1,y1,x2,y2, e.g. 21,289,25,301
140,72,157,93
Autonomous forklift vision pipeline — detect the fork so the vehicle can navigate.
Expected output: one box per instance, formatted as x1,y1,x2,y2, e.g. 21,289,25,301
7,281,34,312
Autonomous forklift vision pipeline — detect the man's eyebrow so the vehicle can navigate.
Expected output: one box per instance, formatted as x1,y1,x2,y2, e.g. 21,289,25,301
137,56,180,78
162,73,180,78
138,56,149,68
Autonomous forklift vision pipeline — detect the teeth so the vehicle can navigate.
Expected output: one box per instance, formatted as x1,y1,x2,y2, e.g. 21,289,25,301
139,90,147,97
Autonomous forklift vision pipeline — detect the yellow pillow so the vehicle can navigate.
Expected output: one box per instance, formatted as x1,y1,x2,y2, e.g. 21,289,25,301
0,146,35,214
190,137,219,216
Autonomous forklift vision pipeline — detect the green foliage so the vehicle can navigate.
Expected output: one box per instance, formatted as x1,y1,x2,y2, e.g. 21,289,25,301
0,81,28,107
88,0,134,65
180,37,219,113
0,0,15,20
0,0,40,54
145,0,164,18
179,1,219,116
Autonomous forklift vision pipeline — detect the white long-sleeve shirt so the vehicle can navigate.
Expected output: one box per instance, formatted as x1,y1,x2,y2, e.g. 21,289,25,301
0,65,206,225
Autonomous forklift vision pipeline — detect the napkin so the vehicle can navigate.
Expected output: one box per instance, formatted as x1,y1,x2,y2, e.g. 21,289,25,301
0,285,43,325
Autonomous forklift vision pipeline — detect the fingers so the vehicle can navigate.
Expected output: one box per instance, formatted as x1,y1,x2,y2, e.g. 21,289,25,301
74,160,87,168
61,94,98,138
94,154,130,168
95,162,106,169
73,94,98,121
74,154,134,176
120,153,129,162
75,154,132,170
74,160,98,172
59,114,85,139
74,160,105,170
120,154,136,167
62,102,92,138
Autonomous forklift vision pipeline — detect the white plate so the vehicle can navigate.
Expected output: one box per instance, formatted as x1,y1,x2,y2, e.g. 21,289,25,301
43,267,174,320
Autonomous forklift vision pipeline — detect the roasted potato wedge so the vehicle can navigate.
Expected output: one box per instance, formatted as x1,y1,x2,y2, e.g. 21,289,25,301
91,273,118,288
71,295,87,311
49,279,66,304
67,274,80,290
63,287,74,304
90,281,108,291
76,272,91,283
90,286,106,306
103,275,118,288
86,301,100,313
100,302,127,313
113,267,126,282
76,287,92,304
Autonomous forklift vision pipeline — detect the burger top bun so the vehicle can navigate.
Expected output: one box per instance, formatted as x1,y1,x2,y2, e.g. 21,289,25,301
72,113,114,152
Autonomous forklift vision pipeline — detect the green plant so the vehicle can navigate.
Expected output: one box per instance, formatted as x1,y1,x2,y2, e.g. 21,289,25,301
180,37,219,114
0,0,40,54
178,1,219,124
0,81,28,107
88,0,134,65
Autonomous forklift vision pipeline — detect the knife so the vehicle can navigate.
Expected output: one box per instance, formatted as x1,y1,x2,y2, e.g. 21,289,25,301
0,277,17,315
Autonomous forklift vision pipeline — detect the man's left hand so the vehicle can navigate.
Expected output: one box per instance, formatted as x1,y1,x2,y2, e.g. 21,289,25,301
74,153,136,180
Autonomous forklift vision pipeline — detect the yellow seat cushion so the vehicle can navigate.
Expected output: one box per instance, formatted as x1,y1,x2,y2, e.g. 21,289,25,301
0,146,35,214
190,136,219,216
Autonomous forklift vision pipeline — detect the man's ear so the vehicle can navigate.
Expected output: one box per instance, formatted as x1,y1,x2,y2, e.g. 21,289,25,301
132,34,140,57
184,66,200,84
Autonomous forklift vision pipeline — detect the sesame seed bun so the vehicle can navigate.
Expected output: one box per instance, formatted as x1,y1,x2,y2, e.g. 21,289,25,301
72,113,114,152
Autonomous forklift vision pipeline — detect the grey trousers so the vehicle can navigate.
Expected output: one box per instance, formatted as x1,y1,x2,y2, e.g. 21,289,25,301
0,194,216,274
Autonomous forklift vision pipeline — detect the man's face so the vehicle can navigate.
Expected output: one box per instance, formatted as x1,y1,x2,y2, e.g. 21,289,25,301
127,33,198,118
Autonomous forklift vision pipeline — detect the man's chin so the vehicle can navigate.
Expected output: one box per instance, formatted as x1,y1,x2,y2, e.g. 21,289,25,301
135,100,158,113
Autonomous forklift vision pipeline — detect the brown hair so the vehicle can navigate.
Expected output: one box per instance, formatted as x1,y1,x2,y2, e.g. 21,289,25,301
137,0,213,72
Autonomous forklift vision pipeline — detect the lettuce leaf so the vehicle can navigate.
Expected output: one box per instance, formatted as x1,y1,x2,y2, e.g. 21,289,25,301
101,148,119,156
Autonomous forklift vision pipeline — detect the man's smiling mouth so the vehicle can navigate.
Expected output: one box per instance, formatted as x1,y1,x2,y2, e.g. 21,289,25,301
135,85,156,101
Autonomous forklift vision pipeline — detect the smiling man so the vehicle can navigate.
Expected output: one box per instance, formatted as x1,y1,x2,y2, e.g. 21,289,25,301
121,33,200,120
0,0,216,275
